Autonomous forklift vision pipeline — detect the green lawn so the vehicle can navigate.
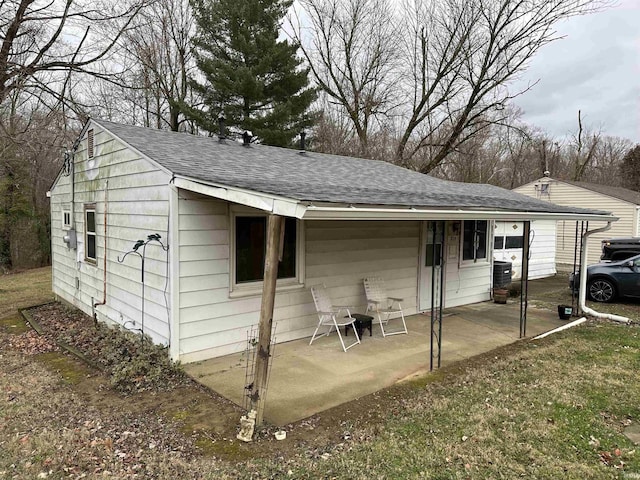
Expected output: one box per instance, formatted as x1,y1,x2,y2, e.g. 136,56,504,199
1,268,639,479
0,266,52,318
267,323,640,479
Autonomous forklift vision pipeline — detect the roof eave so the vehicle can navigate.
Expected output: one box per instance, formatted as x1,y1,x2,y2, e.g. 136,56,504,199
173,176,307,218
301,205,618,222
172,176,618,222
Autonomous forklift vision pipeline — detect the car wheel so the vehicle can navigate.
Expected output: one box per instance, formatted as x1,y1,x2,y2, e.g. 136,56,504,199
588,278,616,303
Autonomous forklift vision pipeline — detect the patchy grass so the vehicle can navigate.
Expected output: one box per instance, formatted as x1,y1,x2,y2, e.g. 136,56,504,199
0,314,30,334
243,322,640,479
2,268,640,478
0,266,52,318
527,272,640,322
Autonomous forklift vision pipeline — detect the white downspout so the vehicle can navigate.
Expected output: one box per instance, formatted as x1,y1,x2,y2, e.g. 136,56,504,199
579,221,630,323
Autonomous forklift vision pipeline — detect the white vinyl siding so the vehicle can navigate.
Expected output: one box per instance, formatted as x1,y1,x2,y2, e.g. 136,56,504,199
494,220,556,280
177,205,420,362
515,179,638,270
50,124,172,345
445,259,491,308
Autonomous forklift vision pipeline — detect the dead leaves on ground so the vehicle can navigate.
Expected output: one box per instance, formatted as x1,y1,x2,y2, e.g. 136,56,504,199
7,330,58,355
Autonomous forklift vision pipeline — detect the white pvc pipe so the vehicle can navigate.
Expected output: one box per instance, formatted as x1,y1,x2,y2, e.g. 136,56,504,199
578,222,630,324
534,317,587,339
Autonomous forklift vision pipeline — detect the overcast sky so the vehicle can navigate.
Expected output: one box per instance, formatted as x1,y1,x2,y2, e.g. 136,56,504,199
513,0,640,143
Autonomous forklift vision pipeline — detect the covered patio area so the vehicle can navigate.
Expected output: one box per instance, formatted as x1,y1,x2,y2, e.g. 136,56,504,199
184,301,565,426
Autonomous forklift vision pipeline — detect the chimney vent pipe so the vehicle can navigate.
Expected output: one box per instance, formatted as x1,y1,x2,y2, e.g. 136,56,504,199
299,131,306,151
218,116,226,140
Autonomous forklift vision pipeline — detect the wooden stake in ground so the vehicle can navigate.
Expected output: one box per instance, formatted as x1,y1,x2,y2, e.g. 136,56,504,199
250,214,283,426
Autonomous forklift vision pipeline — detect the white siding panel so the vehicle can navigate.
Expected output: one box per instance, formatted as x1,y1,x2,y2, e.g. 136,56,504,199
50,123,172,346
180,274,228,292
179,245,229,261
180,259,229,277
178,214,421,362
445,263,491,308
179,198,228,215
179,230,228,246
179,214,228,231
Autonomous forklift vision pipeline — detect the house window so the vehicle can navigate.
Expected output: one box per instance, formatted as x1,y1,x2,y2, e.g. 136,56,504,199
505,235,524,249
425,221,444,267
234,216,298,285
462,220,488,262
494,236,504,250
84,205,96,263
87,129,94,158
63,209,71,228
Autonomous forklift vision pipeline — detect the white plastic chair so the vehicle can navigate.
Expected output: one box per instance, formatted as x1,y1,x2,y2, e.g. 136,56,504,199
363,277,408,337
309,285,361,352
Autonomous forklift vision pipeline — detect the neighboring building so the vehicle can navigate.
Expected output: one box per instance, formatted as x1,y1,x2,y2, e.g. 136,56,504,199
49,121,613,363
515,177,640,270
493,220,556,280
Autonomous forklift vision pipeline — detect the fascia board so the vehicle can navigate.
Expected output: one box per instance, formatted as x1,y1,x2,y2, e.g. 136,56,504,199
173,176,307,219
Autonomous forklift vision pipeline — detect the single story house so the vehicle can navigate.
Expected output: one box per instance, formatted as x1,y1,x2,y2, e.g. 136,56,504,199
514,177,640,270
493,220,556,280
49,120,615,364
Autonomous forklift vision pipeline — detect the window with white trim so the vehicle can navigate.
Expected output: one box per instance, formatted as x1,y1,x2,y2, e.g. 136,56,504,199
232,214,301,289
462,220,488,262
84,205,97,263
62,208,71,228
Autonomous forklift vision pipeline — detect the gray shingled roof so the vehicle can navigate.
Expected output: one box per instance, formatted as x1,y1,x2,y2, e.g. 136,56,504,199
563,180,640,206
96,119,609,216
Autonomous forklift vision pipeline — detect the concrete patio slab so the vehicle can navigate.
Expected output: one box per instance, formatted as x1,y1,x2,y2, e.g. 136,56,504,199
184,301,565,426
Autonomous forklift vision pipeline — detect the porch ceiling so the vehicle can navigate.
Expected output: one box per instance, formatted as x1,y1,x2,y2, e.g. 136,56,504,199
183,302,566,426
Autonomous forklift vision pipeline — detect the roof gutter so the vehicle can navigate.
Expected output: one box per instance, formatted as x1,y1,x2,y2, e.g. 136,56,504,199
302,205,617,222
578,221,630,323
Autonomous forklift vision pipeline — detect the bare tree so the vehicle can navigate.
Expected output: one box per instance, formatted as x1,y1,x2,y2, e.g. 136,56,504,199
579,134,631,185
120,0,195,131
569,109,601,181
291,0,401,157
0,0,146,108
295,0,609,172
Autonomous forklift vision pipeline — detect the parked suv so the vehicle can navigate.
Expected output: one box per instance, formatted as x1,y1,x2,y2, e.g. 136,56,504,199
601,237,640,261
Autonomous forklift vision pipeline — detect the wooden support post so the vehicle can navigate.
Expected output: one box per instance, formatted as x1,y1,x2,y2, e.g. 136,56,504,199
250,214,283,426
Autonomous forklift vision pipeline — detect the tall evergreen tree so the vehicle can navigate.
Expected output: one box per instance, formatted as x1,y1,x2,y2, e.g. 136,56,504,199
187,0,316,146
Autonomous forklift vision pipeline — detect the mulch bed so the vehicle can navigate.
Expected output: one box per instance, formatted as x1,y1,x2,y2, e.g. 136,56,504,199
23,303,190,394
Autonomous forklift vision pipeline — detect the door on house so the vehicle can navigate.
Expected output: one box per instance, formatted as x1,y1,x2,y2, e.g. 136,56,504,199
419,221,446,311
